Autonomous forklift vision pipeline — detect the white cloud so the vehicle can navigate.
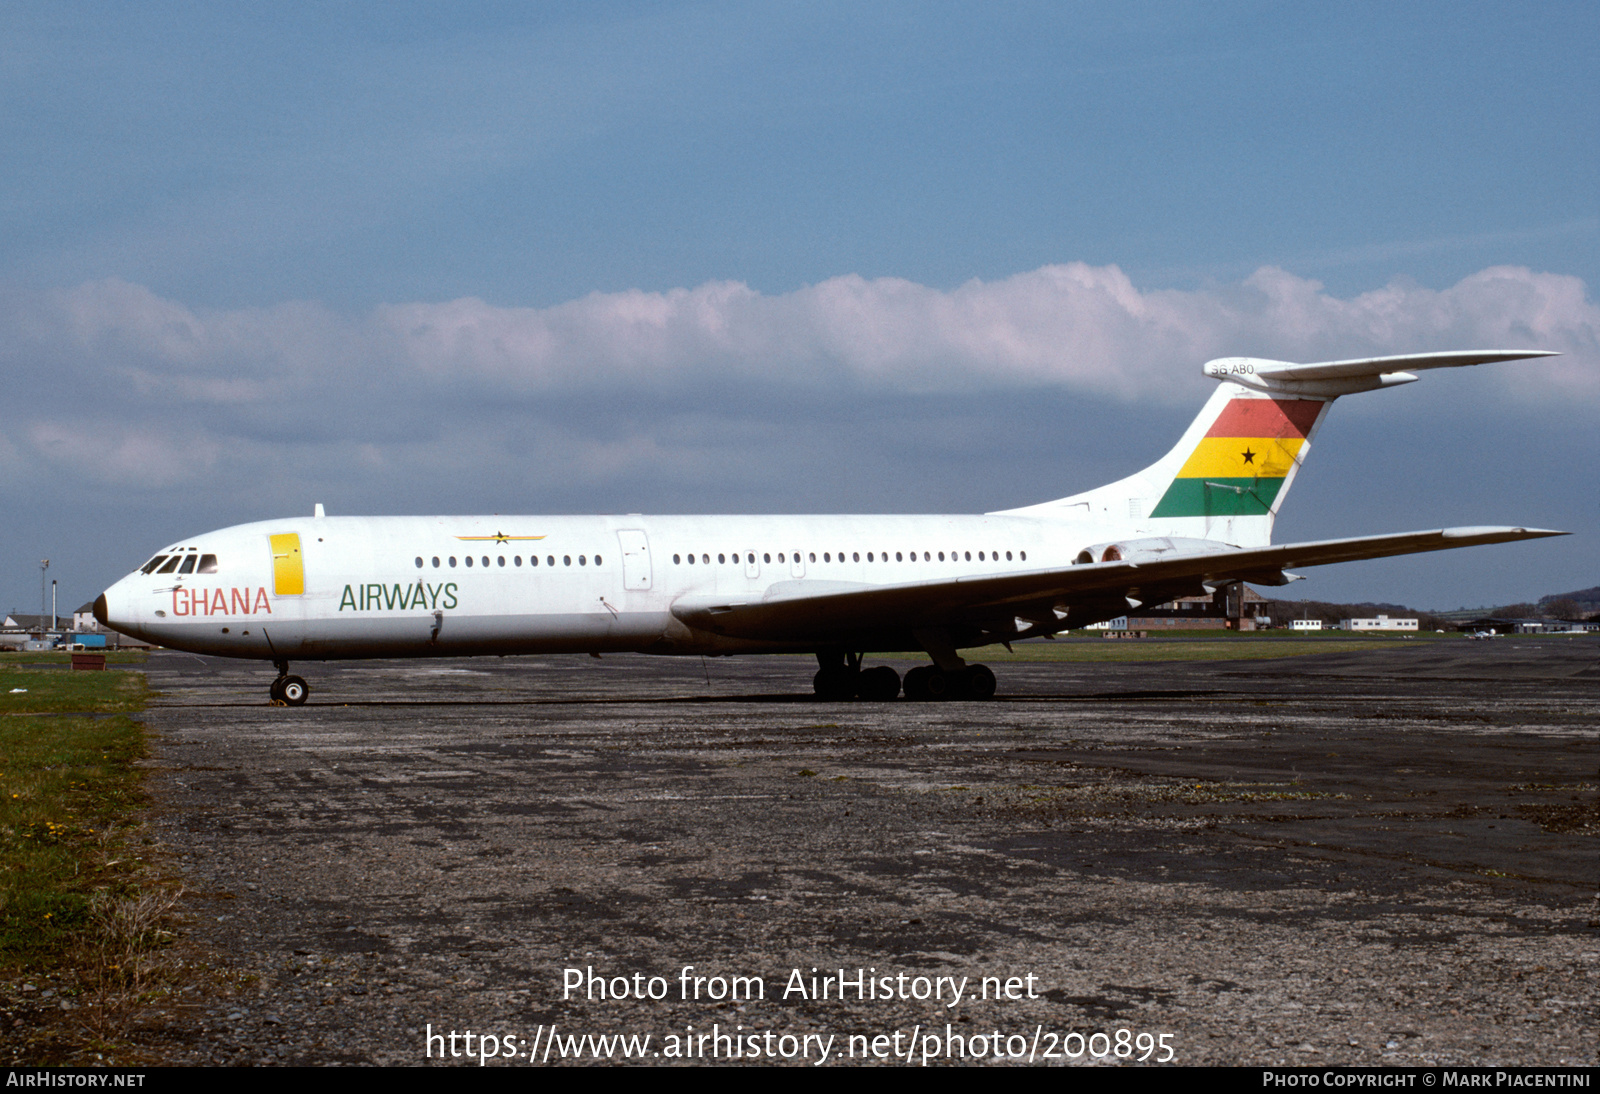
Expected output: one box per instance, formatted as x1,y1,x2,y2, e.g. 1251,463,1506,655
16,263,1598,404
2,263,1594,494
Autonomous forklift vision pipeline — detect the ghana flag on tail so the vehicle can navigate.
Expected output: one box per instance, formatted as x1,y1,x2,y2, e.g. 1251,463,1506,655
1150,396,1327,518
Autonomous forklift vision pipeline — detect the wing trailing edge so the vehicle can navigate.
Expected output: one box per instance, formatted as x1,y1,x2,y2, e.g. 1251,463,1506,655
670,526,1567,643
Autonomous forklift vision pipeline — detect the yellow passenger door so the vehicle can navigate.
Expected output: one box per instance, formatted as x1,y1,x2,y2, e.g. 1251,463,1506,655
269,533,305,596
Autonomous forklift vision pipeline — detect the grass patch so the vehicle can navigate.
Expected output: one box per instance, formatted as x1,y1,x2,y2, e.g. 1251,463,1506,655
1,665,152,715
0,712,151,962
0,663,177,1061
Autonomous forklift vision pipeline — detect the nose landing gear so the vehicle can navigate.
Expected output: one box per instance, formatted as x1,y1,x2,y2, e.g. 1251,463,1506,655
268,660,310,706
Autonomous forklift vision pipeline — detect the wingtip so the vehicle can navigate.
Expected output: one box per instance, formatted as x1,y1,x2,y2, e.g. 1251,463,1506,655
1440,526,1569,540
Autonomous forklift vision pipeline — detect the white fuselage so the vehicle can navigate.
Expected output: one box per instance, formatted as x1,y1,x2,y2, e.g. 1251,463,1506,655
97,512,1119,661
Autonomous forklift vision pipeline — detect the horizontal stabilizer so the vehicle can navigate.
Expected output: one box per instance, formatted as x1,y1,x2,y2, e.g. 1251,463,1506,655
1204,350,1559,396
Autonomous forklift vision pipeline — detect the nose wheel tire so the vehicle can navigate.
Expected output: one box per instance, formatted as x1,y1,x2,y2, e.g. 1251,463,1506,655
270,674,309,706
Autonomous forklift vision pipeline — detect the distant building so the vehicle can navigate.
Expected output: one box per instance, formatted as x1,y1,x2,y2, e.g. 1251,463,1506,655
1338,615,1418,631
1123,585,1267,631
1083,617,1129,631
1290,619,1323,631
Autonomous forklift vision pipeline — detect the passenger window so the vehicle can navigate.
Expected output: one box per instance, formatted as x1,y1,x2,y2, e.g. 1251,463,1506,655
531,555,539,566
498,556,505,567
674,554,682,564
199,555,219,573
564,555,572,566
450,557,457,567
514,556,522,566
466,556,474,567
809,552,816,562
579,555,587,566
482,556,489,567
853,552,860,562
1020,551,1026,561
764,553,771,564
433,556,441,568
700,554,708,565
415,557,424,569
547,556,555,567
895,552,902,561
718,553,726,564
595,555,602,566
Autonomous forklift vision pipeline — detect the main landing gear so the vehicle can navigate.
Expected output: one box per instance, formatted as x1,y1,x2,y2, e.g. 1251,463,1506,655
269,659,309,706
811,653,997,702
902,663,996,701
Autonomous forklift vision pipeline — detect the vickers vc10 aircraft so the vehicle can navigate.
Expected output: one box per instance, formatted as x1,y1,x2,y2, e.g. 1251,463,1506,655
95,349,1564,705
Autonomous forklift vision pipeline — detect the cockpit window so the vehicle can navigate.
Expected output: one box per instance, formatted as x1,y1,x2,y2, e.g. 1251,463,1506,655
141,555,169,574
198,554,218,574
155,556,182,574
177,555,198,574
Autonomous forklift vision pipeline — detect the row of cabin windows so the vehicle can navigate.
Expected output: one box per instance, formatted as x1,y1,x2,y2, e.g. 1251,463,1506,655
671,549,1025,565
140,551,219,575
414,555,601,569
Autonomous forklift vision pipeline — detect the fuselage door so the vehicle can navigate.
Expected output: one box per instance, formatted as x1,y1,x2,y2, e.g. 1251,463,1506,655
269,533,305,596
617,529,652,591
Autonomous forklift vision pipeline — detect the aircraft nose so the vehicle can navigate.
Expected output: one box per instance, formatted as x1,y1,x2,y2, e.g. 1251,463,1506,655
94,582,139,637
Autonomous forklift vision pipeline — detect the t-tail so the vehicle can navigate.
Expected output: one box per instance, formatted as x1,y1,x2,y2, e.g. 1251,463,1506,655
997,350,1559,548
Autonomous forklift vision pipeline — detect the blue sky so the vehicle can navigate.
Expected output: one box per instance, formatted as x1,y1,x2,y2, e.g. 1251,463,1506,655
3,2,1596,617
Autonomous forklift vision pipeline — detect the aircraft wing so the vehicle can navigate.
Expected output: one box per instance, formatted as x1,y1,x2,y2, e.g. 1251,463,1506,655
670,526,1566,643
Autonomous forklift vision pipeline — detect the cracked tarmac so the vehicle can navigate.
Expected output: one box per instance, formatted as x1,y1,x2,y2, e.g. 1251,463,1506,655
94,639,1600,1064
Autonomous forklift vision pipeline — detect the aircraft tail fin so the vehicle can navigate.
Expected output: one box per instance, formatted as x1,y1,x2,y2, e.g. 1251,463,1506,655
995,350,1557,547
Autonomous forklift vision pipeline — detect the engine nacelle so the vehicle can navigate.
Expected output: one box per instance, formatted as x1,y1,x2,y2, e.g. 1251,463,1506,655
1073,536,1238,566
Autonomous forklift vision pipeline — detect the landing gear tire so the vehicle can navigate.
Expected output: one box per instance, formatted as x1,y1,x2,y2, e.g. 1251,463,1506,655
269,673,309,706
280,675,309,705
903,665,932,701
812,665,857,701
965,664,997,700
857,665,901,702
904,663,997,701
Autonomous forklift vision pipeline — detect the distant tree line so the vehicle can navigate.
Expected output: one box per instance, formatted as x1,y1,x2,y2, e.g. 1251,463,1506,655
1257,587,1597,629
